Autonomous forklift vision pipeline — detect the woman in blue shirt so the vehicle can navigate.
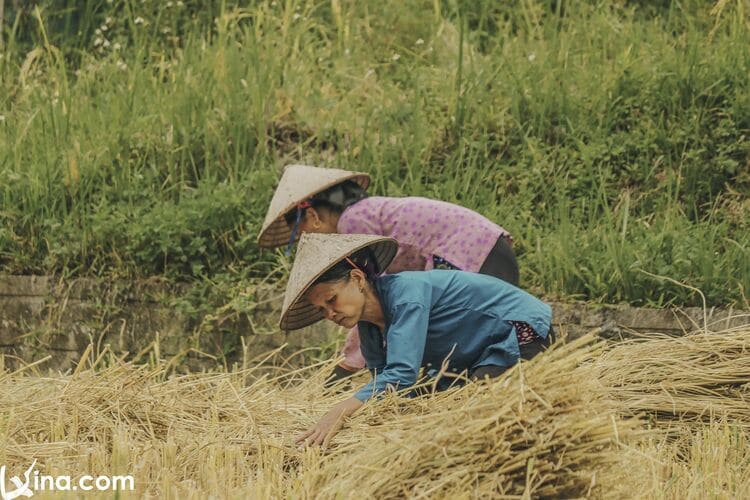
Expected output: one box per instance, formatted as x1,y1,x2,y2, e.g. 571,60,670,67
280,233,553,447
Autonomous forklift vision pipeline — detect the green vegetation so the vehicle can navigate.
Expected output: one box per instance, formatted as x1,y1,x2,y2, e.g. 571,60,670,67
1,0,748,308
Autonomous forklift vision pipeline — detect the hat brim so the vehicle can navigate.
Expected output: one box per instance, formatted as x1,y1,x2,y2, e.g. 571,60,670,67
278,237,397,331
258,172,371,248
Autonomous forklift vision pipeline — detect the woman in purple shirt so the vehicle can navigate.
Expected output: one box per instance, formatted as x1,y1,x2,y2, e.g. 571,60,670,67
258,164,520,378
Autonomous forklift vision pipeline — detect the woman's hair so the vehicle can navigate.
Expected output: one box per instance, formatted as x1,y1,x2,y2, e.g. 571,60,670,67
312,247,380,287
284,180,368,226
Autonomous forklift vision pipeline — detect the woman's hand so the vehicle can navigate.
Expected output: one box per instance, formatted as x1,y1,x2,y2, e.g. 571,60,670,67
295,397,364,448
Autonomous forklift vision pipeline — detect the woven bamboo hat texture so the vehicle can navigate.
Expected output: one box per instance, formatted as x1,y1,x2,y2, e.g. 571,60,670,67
258,164,371,248
279,233,398,331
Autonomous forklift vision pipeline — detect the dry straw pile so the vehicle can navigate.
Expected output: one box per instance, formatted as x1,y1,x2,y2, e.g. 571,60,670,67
302,336,639,498
1,326,748,499
597,325,750,427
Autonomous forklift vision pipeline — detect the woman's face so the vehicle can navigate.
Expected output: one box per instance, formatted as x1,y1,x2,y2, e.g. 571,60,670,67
306,274,365,329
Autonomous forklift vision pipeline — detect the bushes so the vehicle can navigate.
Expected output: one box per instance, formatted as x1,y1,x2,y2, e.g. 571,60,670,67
1,0,748,306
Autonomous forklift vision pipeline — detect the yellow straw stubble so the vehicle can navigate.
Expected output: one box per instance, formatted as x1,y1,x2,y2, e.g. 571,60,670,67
1,326,748,498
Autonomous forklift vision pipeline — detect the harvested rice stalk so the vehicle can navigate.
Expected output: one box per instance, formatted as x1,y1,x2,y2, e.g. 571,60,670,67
605,421,750,499
301,335,642,499
596,326,750,427
0,335,641,498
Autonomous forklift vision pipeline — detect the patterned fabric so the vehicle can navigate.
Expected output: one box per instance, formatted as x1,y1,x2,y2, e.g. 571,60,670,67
509,320,541,345
337,196,509,274
432,255,459,270
339,325,366,371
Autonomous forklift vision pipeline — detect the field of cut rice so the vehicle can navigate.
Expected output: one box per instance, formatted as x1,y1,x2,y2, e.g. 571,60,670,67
2,326,748,499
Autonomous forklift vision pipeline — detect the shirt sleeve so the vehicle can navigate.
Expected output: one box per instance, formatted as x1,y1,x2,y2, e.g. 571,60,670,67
354,302,430,402
339,326,366,371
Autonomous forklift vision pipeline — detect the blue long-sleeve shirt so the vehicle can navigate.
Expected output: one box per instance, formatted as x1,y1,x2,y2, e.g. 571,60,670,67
354,270,552,402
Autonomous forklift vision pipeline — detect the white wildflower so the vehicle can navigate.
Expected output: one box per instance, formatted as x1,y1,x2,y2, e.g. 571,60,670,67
134,17,145,25
528,53,536,62
415,38,424,45
391,53,400,61
95,28,102,35
177,0,184,6
100,24,108,32
166,1,174,7
102,39,111,48
240,79,248,88
292,13,301,21
113,42,121,50
94,37,103,47
0,115,5,123
105,17,113,24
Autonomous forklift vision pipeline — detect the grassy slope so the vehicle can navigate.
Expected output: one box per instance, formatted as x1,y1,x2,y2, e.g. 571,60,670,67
0,0,748,307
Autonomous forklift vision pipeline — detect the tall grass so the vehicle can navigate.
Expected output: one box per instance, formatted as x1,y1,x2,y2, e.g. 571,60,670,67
0,0,748,306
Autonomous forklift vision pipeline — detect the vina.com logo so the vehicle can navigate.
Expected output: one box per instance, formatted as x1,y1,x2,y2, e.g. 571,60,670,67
1,461,134,499
0,460,35,500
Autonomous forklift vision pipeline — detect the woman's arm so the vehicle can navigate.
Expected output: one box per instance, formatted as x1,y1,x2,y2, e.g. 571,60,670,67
295,396,364,447
354,301,429,401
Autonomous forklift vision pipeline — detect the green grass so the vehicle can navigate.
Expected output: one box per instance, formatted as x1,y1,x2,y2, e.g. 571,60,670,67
0,0,748,308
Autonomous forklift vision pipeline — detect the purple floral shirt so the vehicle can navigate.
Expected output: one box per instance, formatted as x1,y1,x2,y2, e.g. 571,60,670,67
337,197,509,273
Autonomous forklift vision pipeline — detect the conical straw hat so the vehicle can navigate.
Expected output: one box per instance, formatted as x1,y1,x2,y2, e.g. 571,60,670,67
258,164,371,248
279,233,398,331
